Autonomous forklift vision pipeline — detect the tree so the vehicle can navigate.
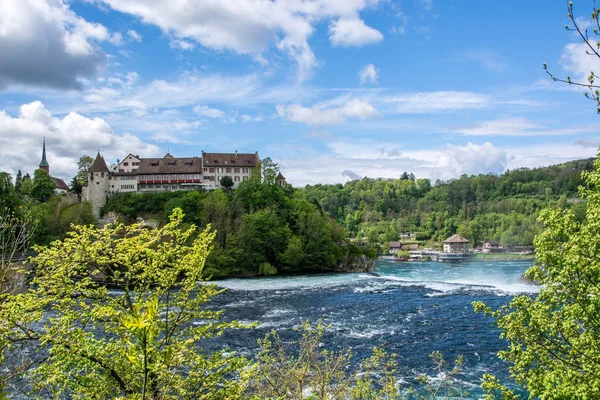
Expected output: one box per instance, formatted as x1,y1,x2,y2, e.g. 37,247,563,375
543,1,600,112
0,209,250,398
475,152,600,398
220,175,234,190
0,209,36,296
260,157,279,185
30,169,55,203
13,171,22,194
0,173,19,212
19,174,32,198
76,155,94,186
69,176,82,195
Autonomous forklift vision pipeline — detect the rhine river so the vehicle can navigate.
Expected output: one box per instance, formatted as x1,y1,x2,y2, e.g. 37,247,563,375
208,259,536,398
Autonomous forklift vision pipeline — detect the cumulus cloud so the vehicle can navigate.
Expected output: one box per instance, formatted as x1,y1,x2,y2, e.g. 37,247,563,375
276,99,380,124
193,105,225,118
434,142,507,179
0,101,161,180
359,64,379,85
94,0,382,80
0,0,117,90
127,29,142,42
560,40,600,83
328,18,383,47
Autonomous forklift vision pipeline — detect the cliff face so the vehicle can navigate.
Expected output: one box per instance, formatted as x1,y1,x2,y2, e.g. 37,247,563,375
334,255,374,273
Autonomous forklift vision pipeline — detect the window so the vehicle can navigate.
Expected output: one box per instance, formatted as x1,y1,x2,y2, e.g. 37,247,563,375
101,172,104,178
179,174,185,180
172,185,177,190
204,168,208,172
226,168,231,173
193,174,199,179
209,168,215,173
218,168,223,173
234,176,240,182
123,162,128,166
243,176,248,181
119,169,124,172
234,168,240,173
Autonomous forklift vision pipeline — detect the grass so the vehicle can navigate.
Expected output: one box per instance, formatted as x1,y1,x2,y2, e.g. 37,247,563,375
475,253,535,261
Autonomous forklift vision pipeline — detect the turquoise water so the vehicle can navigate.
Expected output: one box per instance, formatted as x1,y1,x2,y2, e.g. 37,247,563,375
209,259,536,397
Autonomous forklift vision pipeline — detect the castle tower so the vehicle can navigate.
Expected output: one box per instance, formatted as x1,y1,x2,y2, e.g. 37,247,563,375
39,138,49,172
276,172,287,187
82,152,110,217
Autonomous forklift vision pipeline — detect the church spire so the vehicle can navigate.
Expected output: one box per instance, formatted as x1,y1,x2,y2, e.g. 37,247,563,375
39,138,49,172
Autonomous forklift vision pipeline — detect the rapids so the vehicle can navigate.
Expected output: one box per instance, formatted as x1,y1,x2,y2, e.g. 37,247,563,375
207,259,535,397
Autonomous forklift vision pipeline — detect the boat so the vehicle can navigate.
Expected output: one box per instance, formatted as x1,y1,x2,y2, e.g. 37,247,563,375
393,257,409,262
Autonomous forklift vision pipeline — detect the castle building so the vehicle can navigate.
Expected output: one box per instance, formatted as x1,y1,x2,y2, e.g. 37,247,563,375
82,150,260,216
38,139,70,195
276,172,287,187
442,234,470,253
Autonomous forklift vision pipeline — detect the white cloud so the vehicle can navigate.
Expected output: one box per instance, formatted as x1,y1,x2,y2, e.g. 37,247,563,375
449,117,595,136
127,29,142,42
560,41,600,83
0,101,161,180
359,64,379,85
0,0,118,89
328,18,383,47
241,114,264,123
170,39,194,51
94,0,382,80
381,91,490,113
193,105,225,118
277,99,380,124
434,142,507,179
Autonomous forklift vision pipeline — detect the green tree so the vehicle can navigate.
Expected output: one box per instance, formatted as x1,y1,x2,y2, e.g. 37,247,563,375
0,173,19,212
220,175,234,190
30,169,55,203
260,157,279,185
19,174,32,198
13,171,22,194
76,155,94,186
69,176,82,195
475,152,600,399
0,209,250,398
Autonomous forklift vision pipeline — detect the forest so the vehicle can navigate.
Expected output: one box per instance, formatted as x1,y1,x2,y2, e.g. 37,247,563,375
300,158,594,248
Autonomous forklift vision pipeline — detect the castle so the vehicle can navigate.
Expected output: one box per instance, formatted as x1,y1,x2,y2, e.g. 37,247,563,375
82,150,285,216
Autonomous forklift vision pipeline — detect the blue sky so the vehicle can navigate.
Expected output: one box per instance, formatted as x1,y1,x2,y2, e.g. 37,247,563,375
1,0,599,185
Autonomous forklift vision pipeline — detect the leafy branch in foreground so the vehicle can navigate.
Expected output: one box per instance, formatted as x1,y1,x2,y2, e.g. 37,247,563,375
544,1,600,112
474,151,600,399
246,320,465,399
0,208,251,399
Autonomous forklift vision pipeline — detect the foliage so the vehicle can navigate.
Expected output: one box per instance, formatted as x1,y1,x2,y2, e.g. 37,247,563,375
301,159,594,248
220,175,234,190
29,198,97,245
260,157,279,185
19,174,32,198
0,173,19,212
0,209,250,398
76,155,94,187
474,152,600,399
30,169,55,203
543,1,600,113
104,181,369,278
258,262,277,276
247,320,465,399
0,209,36,296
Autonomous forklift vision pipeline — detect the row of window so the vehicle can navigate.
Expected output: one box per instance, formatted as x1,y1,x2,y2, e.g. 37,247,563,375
120,184,135,190
203,167,250,174
140,174,201,181
122,161,140,166
118,175,137,180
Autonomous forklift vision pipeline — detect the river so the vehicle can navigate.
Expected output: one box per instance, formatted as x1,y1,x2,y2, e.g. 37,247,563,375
207,259,536,398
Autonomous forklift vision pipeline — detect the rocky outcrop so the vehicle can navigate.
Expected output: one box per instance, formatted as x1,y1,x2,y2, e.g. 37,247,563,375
334,255,374,273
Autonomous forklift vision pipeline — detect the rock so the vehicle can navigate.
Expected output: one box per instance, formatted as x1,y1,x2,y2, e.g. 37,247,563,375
335,255,374,273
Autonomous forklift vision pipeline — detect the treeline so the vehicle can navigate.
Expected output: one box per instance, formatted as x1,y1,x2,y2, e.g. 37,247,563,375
0,170,96,245
103,179,373,278
300,159,594,247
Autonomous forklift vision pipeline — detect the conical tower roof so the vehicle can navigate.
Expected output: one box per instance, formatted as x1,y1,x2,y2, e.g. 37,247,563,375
89,151,110,173
39,138,49,169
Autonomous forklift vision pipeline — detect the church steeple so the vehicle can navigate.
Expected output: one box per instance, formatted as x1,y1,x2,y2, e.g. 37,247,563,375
39,138,49,172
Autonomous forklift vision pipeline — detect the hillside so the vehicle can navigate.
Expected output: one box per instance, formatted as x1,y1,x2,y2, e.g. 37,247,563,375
299,158,595,247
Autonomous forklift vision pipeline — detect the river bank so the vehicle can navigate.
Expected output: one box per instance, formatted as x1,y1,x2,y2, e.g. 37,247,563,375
475,253,535,261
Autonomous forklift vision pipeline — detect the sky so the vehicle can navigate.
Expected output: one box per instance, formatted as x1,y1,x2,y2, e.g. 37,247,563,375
0,0,599,186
